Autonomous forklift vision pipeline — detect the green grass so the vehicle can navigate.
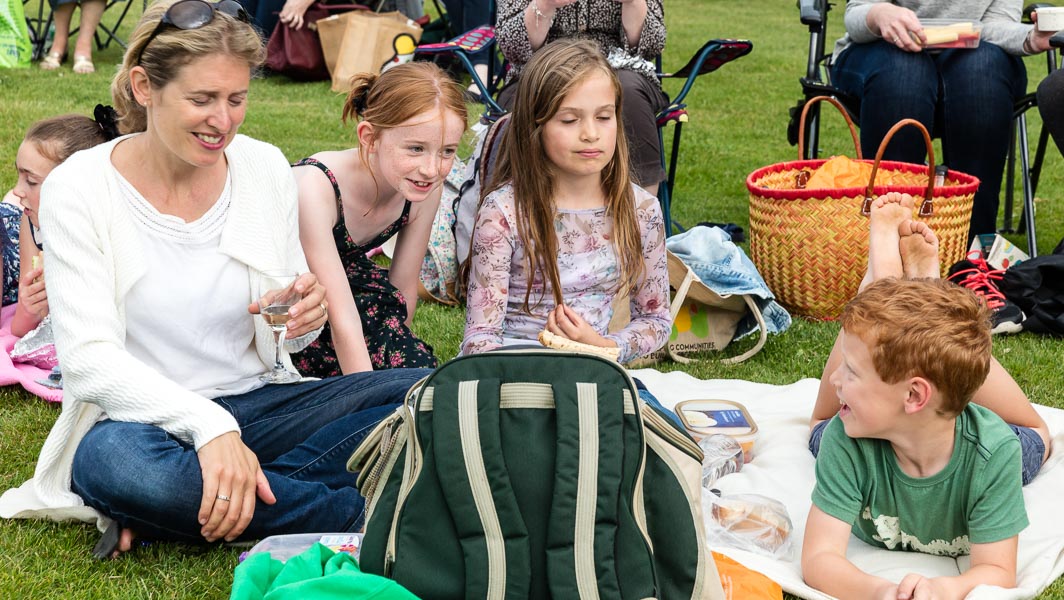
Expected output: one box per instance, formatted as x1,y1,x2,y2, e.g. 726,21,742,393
1,0,1063,598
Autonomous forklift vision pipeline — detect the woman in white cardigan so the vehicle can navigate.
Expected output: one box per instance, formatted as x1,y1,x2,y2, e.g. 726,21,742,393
0,0,428,557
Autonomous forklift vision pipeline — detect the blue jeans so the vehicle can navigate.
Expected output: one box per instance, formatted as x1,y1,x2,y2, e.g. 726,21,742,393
808,418,1045,485
832,41,1027,238
70,369,430,543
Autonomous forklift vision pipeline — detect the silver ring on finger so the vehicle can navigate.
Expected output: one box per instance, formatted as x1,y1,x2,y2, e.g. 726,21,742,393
892,35,900,44
216,494,230,502
320,302,328,318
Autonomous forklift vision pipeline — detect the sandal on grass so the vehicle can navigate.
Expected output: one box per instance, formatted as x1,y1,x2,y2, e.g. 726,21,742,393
39,51,64,70
72,55,95,74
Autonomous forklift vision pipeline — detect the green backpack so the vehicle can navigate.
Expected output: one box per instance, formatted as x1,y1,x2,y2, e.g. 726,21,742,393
348,349,723,599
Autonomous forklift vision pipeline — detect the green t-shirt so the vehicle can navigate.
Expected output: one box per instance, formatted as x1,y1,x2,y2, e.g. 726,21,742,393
812,404,1028,557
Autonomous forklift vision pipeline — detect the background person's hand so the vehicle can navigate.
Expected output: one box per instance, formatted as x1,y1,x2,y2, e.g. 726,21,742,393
1030,12,1059,53
867,3,925,52
545,304,617,348
196,431,276,543
18,264,48,320
278,0,315,30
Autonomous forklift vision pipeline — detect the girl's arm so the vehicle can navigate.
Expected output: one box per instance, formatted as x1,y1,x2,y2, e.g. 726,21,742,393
294,165,373,374
12,212,45,337
461,193,515,355
388,193,440,326
604,192,670,363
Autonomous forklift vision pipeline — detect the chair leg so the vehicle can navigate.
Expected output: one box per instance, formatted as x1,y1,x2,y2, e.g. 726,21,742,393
1002,117,1017,234
1016,112,1038,258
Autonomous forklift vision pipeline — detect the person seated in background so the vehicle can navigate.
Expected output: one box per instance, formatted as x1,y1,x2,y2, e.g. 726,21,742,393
0,0,427,558
831,1,1061,240
38,0,107,74
495,0,668,196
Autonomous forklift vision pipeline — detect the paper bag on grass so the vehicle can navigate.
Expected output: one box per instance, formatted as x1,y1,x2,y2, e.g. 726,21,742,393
318,11,421,93
612,250,768,366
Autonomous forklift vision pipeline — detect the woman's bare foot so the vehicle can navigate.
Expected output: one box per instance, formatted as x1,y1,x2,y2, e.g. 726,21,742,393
111,528,139,559
899,219,940,279
860,192,914,291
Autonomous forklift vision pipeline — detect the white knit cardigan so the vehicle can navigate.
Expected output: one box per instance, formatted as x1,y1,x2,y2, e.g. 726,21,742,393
0,134,318,530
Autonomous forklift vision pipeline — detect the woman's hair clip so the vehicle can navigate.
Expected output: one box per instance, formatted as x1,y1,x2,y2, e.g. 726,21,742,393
94,104,120,140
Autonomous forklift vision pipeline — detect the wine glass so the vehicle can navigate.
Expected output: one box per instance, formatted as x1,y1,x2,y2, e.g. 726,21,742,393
257,270,301,384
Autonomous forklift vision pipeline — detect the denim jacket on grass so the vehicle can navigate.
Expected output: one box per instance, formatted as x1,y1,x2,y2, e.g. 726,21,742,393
665,226,792,340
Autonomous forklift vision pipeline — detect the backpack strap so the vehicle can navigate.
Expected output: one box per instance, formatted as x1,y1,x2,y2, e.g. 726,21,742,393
432,378,531,599
546,380,628,598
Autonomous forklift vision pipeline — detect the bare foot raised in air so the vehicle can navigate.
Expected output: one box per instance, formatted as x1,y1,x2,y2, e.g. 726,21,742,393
860,192,914,291
899,219,940,279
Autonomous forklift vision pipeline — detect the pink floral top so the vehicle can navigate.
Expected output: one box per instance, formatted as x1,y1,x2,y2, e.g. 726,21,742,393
462,183,670,363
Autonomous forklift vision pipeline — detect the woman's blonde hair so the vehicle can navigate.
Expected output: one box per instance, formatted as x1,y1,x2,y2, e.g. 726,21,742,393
486,38,644,312
111,0,265,134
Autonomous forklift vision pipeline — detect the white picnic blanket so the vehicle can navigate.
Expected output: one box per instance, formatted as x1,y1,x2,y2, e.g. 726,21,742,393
631,369,1064,600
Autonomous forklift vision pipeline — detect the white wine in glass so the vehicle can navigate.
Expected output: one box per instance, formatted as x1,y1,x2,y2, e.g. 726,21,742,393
257,270,301,384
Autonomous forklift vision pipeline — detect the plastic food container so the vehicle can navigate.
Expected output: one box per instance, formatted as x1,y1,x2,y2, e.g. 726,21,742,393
240,532,363,563
919,19,983,49
1037,7,1064,32
675,399,758,462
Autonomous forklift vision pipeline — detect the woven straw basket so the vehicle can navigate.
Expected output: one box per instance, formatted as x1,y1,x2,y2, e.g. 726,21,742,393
746,96,978,319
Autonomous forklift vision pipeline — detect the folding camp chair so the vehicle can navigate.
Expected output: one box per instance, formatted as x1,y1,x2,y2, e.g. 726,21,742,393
23,0,144,61
416,30,753,234
789,0,1059,258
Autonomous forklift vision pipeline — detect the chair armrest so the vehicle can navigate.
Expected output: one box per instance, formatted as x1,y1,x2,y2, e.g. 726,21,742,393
658,39,753,107
799,0,828,29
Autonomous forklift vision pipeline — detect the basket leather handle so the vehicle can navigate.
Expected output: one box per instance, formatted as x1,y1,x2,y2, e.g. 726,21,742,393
797,95,862,161
863,118,936,218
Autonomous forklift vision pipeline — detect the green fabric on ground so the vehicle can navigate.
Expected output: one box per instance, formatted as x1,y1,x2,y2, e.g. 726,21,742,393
230,543,420,600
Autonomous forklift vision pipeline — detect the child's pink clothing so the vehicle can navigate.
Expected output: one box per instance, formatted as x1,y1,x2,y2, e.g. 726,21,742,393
462,183,670,363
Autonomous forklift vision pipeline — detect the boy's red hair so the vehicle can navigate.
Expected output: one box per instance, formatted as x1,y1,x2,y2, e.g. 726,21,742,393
841,278,993,416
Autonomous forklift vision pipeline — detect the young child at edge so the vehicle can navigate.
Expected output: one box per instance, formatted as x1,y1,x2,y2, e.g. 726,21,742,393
461,37,671,365
292,62,467,377
7,111,116,336
802,193,1040,600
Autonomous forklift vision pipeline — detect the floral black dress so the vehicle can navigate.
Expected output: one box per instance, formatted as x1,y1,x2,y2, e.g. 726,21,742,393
291,158,437,377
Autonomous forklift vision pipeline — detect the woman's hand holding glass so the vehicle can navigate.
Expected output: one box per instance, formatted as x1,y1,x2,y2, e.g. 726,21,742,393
249,271,328,383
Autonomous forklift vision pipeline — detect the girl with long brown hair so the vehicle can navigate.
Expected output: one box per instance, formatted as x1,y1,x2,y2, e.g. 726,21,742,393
462,38,670,364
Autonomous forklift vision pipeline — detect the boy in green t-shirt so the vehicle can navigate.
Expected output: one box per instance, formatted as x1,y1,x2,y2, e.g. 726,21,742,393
801,193,1042,600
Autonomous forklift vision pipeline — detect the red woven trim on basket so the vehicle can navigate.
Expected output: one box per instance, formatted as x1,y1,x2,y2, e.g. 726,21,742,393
745,160,980,200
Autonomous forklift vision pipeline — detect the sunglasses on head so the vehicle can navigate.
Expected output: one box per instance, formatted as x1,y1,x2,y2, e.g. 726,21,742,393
135,0,249,65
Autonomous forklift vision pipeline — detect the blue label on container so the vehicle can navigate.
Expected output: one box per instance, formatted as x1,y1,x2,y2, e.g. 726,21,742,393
697,409,750,428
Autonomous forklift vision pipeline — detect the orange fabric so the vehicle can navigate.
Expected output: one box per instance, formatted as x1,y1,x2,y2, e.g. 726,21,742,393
713,551,782,600
804,155,913,190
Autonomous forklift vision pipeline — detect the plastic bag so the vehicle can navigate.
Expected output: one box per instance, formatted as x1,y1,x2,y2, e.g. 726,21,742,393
11,315,58,369
703,490,793,559
0,0,31,69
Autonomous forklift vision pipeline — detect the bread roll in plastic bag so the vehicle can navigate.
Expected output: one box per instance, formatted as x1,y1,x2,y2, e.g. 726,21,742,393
703,490,793,559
